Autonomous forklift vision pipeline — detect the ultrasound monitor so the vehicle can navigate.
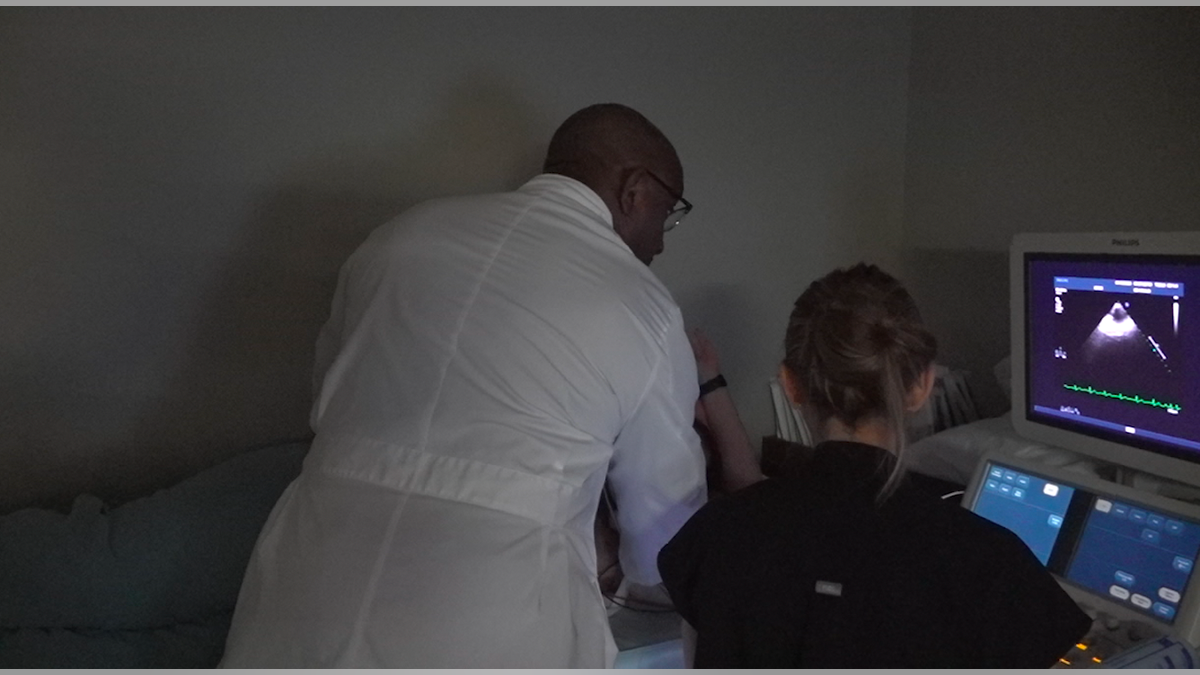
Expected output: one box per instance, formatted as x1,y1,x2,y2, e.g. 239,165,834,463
1011,232,1200,487
964,453,1200,645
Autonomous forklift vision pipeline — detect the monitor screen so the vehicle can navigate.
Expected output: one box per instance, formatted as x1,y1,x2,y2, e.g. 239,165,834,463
966,458,1200,628
972,463,1075,565
1012,234,1200,485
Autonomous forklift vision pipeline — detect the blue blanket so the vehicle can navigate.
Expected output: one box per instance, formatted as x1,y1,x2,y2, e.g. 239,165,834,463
0,441,309,667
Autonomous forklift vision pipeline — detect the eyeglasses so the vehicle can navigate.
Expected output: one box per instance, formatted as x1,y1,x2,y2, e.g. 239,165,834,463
644,170,693,232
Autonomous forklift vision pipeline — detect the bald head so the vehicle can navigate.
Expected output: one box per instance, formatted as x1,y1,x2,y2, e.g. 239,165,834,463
543,104,681,192
544,104,684,266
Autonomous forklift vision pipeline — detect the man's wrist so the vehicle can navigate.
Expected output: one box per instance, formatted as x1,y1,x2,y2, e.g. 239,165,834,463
698,374,727,398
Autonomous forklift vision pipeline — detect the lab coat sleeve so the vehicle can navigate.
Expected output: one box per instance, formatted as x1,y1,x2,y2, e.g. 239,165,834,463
607,311,708,586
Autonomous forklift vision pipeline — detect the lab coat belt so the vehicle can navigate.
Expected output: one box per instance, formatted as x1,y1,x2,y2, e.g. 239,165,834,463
306,432,575,526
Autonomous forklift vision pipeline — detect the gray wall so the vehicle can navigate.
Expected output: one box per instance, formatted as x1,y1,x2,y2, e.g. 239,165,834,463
0,8,913,512
903,8,1200,391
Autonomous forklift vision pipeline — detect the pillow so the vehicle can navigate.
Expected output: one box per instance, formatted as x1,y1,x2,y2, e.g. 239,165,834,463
0,441,309,630
906,415,1098,486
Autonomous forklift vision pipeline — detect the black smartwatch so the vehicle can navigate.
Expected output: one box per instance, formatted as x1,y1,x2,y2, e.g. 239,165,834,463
698,374,727,398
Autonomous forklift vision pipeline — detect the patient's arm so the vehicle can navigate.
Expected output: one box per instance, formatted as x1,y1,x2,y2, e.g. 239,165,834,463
594,492,623,595
689,329,764,492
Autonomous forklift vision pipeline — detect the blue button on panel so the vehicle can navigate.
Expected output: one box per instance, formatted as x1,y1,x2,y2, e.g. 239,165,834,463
990,467,1004,479
1004,471,1018,483
1115,570,1135,586
1142,528,1161,544
1175,556,1194,573
1017,475,1031,487
1153,603,1177,620
1013,488,1025,500
1113,503,1130,518
1148,514,1165,529
999,484,1013,495
986,479,999,491
1130,509,1148,523
1048,514,1063,528
1166,520,1184,536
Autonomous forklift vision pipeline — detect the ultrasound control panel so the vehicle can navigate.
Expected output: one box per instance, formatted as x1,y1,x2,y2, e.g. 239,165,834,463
964,453,1200,667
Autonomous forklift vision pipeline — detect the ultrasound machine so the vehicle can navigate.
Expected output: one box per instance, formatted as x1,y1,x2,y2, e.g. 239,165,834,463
616,231,1200,668
960,231,1200,668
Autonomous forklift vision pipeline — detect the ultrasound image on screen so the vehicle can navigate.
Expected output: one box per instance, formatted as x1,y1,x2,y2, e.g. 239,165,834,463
1056,282,1182,421
1026,256,1200,460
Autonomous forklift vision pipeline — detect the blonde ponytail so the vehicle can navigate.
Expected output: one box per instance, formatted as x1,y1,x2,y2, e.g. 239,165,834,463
876,348,911,503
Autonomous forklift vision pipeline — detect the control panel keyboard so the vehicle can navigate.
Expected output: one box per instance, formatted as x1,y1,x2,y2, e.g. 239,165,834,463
1055,610,1159,668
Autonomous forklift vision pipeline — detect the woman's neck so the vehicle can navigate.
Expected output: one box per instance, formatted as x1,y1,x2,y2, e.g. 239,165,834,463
819,416,897,455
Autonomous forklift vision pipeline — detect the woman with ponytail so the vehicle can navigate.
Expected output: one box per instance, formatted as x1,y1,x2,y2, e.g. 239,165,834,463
658,263,1090,668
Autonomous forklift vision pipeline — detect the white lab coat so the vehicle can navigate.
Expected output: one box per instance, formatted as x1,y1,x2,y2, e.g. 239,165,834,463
220,174,708,668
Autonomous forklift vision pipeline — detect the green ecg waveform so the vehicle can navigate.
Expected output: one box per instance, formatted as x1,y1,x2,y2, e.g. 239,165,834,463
1063,384,1181,412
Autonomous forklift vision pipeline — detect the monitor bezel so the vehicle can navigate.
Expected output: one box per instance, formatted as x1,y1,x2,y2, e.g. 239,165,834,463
963,451,1200,646
1010,232,1200,488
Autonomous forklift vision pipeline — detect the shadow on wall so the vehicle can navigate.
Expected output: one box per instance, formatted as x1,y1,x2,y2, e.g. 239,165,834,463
13,77,546,514
831,159,905,273
282,76,549,202
901,247,1012,415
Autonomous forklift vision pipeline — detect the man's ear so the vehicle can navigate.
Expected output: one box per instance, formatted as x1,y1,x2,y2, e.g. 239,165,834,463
617,167,645,217
778,364,805,407
905,365,936,413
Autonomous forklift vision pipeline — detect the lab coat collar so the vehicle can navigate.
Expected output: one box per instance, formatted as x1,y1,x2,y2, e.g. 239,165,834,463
518,173,614,230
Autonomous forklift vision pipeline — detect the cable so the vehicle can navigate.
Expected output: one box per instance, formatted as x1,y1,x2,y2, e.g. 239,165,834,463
602,591,677,613
597,561,620,580
598,567,676,613
941,490,965,501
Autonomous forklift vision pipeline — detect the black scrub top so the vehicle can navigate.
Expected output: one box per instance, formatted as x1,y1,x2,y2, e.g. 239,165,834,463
658,440,1092,668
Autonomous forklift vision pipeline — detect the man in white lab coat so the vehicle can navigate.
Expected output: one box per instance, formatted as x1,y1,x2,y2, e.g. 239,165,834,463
220,104,708,667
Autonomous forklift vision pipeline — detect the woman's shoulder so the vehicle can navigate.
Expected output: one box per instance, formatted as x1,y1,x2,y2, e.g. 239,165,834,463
886,481,1058,577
